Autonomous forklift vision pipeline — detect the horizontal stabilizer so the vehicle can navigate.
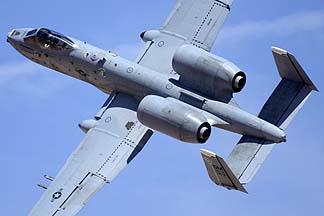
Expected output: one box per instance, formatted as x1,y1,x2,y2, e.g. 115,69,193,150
226,47,318,184
201,149,247,193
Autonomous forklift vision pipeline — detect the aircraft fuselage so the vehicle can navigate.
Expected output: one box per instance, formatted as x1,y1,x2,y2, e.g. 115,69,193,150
7,28,287,143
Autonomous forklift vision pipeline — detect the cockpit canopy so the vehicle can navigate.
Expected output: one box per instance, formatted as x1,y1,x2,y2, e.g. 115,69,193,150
25,28,75,51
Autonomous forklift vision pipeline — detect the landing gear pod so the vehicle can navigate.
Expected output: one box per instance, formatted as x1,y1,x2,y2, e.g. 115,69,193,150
137,95,211,143
140,30,160,42
78,119,98,133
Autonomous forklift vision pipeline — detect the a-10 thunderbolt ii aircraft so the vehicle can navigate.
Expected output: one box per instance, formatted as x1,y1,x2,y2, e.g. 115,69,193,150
7,0,318,215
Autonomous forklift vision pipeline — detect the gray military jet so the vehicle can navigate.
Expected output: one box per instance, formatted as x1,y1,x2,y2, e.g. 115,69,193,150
7,0,318,215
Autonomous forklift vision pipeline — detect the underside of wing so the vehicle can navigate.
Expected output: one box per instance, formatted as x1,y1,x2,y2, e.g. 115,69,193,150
137,0,233,75
28,93,153,216
162,0,232,51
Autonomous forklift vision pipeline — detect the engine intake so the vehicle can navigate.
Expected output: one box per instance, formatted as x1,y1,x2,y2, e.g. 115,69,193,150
137,95,211,143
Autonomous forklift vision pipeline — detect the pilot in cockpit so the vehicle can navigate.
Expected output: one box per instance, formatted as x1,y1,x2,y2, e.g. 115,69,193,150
25,28,75,51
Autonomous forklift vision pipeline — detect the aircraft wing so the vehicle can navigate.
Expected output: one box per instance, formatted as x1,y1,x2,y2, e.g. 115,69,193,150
28,92,153,216
137,0,233,75
162,0,232,51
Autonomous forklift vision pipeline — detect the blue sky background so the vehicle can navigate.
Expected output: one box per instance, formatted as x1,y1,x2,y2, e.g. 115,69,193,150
1,0,324,215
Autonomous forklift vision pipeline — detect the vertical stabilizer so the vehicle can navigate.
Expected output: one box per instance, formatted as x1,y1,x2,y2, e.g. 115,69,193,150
201,149,247,193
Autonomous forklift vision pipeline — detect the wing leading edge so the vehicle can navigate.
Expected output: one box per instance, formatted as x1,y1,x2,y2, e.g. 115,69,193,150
29,93,153,216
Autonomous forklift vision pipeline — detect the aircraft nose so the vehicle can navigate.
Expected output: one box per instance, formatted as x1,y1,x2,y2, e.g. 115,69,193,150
7,29,25,44
7,30,14,43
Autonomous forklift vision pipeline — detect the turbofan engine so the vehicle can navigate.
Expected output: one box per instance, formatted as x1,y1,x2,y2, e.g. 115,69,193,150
172,45,246,98
137,95,211,143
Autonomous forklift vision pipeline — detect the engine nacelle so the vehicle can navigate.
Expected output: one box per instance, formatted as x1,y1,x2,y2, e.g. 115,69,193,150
172,45,246,96
137,95,211,143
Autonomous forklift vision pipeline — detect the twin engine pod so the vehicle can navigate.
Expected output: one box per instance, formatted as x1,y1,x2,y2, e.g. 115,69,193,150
172,45,246,97
137,95,211,144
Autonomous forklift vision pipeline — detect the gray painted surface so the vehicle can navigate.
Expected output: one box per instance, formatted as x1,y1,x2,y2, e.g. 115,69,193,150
28,93,152,216
6,0,317,215
227,48,318,184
